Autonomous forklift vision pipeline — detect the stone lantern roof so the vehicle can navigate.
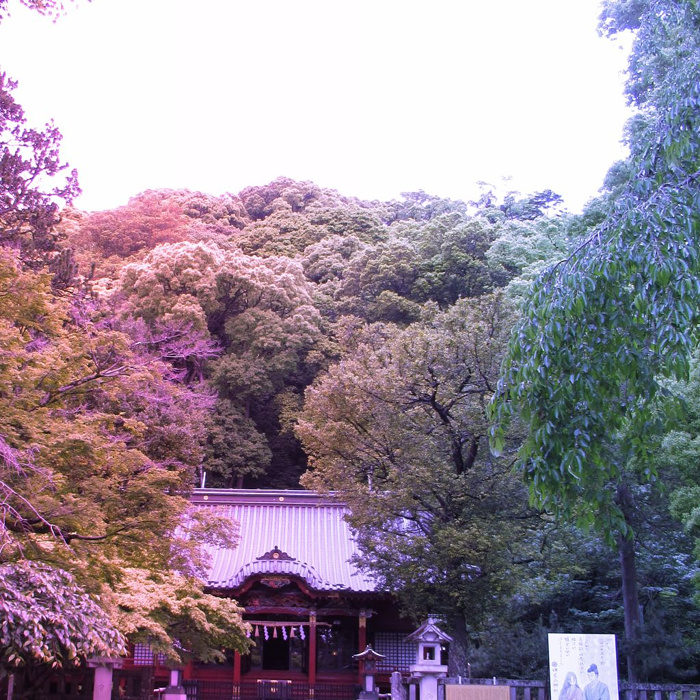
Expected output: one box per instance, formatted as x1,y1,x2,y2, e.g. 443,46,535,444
405,616,453,644
353,645,387,663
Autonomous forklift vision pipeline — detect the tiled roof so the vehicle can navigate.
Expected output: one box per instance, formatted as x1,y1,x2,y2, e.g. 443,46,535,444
191,489,379,593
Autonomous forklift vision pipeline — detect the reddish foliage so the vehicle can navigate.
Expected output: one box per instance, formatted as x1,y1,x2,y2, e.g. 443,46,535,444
73,191,190,259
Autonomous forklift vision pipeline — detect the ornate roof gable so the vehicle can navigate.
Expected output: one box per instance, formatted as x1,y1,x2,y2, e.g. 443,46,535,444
257,546,295,561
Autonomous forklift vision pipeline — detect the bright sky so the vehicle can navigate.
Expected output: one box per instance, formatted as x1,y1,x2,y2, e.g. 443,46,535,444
0,0,632,213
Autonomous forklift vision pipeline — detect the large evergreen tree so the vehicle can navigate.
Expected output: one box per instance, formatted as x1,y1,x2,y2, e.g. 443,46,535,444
297,296,552,672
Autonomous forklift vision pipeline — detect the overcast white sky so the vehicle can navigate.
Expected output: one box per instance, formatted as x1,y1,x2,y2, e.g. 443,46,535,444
0,0,632,213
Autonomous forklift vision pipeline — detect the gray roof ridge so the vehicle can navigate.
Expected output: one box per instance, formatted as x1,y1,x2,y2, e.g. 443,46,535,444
192,488,343,507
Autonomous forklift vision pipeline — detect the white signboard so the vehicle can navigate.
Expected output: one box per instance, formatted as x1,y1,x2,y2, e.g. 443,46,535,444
548,634,619,700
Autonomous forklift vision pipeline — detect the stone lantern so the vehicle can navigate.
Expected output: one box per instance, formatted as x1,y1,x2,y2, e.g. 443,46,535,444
406,617,452,700
353,645,386,700
87,657,124,700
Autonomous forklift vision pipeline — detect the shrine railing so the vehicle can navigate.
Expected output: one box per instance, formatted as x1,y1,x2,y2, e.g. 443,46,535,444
182,680,359,700
619,684,700,700
438,679,700,700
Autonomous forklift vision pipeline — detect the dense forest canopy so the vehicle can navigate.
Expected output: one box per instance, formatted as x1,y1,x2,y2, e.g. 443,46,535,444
1,0,700,690
3,165,700,686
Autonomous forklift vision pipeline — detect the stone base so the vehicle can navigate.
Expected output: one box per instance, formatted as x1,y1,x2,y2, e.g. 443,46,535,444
358,692,380,700
163,686,187,700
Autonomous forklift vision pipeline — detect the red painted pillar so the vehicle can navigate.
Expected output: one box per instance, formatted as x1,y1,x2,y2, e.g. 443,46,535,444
233,649,242,699
234,650,242,685
309,608,317,695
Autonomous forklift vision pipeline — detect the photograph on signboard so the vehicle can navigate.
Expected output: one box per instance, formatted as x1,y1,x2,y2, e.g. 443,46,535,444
548,634,619,700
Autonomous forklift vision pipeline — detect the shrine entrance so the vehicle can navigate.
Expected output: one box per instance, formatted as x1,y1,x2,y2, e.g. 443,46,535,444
262,636,289,671
261,635,305,671
246,627,307,673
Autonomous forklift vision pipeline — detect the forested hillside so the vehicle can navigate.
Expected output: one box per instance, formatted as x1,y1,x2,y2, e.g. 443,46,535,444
47,173,698,682
4,153,700,683
57,179,563,490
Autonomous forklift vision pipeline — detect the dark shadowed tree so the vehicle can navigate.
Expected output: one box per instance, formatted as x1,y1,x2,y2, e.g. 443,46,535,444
0,72,80,266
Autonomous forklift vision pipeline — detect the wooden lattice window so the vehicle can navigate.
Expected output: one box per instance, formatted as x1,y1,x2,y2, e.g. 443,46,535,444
132,643,166,666
373,632,416,672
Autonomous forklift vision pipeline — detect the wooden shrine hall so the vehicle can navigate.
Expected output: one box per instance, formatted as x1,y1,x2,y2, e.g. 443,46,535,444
122,489,418,700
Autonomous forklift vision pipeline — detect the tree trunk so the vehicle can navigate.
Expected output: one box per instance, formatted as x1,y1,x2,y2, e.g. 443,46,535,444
448,615,470,677
616,483,642,682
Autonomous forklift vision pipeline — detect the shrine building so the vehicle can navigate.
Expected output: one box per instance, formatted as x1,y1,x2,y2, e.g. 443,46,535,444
120,489,419,700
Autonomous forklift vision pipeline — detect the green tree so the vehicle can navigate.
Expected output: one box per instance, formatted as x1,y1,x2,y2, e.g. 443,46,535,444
0,72,80,266
116,240,324,486
335,237,422,322
111,568,247,665
485,216,574,301
489,0,700,680
655,357,700,573
298,296,550,672
68,191,190,275
204,399,272,488
386,190,469,223
0,561,126,698
174,189,248,230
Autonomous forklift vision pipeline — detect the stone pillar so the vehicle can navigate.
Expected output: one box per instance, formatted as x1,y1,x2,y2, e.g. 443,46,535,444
391,671,406,700
87,657,123,700
418,675,440,700
88,656,124,700
163,668,187,700
92,666,112,700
